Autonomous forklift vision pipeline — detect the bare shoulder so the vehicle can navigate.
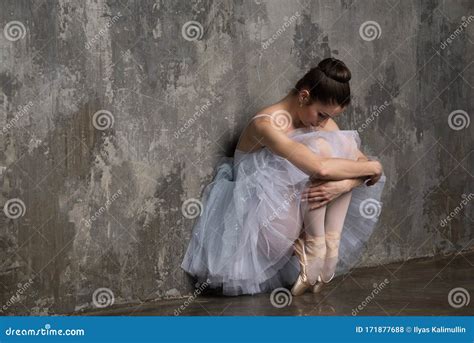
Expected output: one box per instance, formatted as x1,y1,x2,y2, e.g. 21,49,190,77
237,110,274,152
250,107,276,130
251,105,276,121
251,112,274,136
323,118,341,131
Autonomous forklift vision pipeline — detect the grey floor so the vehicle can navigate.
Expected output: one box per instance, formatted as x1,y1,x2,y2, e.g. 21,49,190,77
78,250,474,316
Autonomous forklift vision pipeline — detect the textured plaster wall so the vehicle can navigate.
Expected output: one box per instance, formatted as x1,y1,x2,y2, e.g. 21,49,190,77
0,0,472,314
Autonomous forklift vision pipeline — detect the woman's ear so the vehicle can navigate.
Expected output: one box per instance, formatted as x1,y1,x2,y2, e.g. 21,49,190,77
299,90,311,106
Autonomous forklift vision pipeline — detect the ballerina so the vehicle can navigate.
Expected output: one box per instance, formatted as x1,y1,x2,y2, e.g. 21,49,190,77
181,57,386,296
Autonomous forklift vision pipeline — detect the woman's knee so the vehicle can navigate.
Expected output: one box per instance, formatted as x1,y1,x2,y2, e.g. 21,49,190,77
314,138,333,158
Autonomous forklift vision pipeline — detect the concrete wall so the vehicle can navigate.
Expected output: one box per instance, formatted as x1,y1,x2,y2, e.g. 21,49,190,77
0,0,472,314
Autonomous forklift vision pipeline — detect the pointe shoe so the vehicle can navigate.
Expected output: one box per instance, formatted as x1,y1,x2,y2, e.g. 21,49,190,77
291,274,311,296
322,272,335,283
291,235,326,296
291,237,314,296
311,273,335,293
311,275,324,294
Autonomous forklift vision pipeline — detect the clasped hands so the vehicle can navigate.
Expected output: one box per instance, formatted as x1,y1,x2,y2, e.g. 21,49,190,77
301,178,353,210
302,160,382,210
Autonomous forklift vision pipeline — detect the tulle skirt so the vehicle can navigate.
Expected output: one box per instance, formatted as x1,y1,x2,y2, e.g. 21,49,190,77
181,128,387,296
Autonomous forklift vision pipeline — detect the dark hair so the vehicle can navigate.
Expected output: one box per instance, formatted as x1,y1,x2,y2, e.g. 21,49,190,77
291,57,351,107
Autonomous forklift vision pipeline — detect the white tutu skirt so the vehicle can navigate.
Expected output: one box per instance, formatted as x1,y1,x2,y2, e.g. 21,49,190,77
181,128,387,296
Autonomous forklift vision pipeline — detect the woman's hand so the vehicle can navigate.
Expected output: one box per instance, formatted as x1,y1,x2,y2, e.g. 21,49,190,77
301,179,352,210
365,161,383,186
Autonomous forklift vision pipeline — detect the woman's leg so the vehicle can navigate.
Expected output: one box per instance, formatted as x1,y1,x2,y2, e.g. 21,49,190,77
297,136,333,284
299,136,355,284
321,190,353,281
300,202,327,285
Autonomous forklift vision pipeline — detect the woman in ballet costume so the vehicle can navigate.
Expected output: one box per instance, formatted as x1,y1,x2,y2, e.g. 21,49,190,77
181,57,386,297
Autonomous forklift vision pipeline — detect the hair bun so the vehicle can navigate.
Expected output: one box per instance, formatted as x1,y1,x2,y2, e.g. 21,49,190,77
318,57,351,83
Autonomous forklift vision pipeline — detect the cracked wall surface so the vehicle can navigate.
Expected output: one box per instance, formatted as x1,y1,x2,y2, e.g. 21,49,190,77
0,0,472,314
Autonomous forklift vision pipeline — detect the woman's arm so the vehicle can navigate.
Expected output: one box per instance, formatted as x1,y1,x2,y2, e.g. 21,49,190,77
355,147,370,162
348,148,371,186
302,141,384,208
301,147,372,209
252,117,382,181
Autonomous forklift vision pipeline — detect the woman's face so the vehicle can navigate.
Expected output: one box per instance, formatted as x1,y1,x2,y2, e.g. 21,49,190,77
298,100,345,128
